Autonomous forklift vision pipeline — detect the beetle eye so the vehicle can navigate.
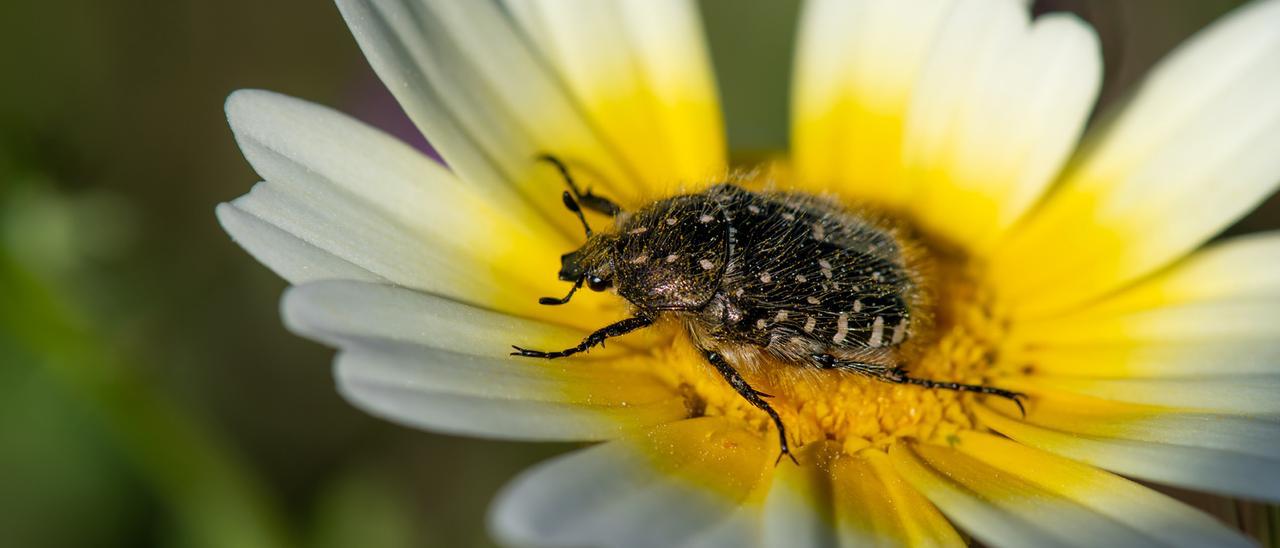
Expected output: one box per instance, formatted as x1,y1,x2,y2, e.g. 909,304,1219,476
586,276,611,292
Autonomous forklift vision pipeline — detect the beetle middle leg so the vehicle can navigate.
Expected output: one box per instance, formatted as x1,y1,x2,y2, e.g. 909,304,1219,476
812,354,1026,416
537,154,622,217
511,316,652,359
702,349,798,465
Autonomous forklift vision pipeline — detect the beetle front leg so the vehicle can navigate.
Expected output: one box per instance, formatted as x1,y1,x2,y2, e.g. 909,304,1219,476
537,154,623,217
703,349,798,466
511,316,653,359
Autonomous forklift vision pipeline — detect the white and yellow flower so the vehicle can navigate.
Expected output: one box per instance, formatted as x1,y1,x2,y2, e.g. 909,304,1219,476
219,0,1280,546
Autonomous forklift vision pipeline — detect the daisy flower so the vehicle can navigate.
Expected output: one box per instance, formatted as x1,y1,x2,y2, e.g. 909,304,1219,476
218,0,1280,546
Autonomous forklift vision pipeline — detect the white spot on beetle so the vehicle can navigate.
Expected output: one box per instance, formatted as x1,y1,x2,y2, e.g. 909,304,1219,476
891,318,908,344
756,319,767,330
665,217,678,226
699,258,715,270
628,226,648,235
833,312,849,343
759,272,772,283
698,214,715,223
774,310,789,322
665,254,680,263
853,300,863,312
869,316,885,347
812,223,826,240
803,316,817,333
781,212,796,221
629,253,649,264
795,274,808,283
806,296,820,305
748,204,761,214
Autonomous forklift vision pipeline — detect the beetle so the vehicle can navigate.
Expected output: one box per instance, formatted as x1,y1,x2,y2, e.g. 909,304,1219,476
512,156,1024,464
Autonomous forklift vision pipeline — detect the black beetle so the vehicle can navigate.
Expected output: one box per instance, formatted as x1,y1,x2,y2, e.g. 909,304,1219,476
513,156,1024,464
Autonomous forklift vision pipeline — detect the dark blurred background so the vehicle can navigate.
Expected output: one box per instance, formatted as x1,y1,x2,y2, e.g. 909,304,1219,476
1,1,1272,547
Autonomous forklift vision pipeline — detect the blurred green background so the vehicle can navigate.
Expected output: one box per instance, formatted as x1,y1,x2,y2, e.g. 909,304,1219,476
1,1,1274,547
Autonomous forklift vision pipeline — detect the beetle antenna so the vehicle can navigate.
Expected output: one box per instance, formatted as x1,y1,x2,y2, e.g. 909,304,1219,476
561,191,592,237
539,276,584,306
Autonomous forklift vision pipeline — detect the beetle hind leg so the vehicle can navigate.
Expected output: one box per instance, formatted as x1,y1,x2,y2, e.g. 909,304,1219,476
812,354,1026,416
537,154,623,216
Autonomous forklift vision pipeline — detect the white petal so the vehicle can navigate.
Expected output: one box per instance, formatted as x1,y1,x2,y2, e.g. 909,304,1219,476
1009,299,1280,346
505,0,726,191
285,281,685,441
1105,231,1280,306
339,372,682,442
792,0,957,204
216,201,387,284
1005,233,1280,377
791,0,1101,255
682,507,761,548
978,404,1280,502
760,443,962,547
282,280,592,357
761,447,836,548
904,7,1101,250
490,418,769,548
892,436,1253,548
1016,375,1280,415
891,443,1058,548
991,0,1280,316
225,89,550,244
1013,341,1280,379
220,90,567,311
336,0,724,232
334,344,672,405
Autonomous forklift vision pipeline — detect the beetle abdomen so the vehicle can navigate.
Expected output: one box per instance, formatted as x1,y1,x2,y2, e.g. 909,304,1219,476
707,186,916,354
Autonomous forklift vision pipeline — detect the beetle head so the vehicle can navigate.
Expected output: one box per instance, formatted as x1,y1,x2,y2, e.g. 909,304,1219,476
537,192,616,305
557,240,614,292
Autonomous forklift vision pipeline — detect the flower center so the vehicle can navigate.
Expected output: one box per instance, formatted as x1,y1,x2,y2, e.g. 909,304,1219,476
650,236,1009,454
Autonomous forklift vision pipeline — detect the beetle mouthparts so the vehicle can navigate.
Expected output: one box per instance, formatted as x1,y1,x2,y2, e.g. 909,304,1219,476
558,250,584,282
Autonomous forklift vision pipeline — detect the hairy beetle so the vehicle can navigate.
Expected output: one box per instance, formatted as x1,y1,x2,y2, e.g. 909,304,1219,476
512,156,1024,464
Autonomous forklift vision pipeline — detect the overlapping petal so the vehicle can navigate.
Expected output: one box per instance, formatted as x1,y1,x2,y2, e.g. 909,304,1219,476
990,0,1280,317
792,0,957,204
792,0,1101,252
336,0,725,238
490,417,770,547
218,89,572,317
892,433,1252,547
1000,232,1280,414
283,280,686,441
505,0,725,192
978,398,1280,502
763,442,963,547
1007,232,1280,348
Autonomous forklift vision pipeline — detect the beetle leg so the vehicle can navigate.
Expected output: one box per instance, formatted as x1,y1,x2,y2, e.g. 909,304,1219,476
537,154,622,217
511,316,652,359
813,354,1026,416
703,349,798,466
